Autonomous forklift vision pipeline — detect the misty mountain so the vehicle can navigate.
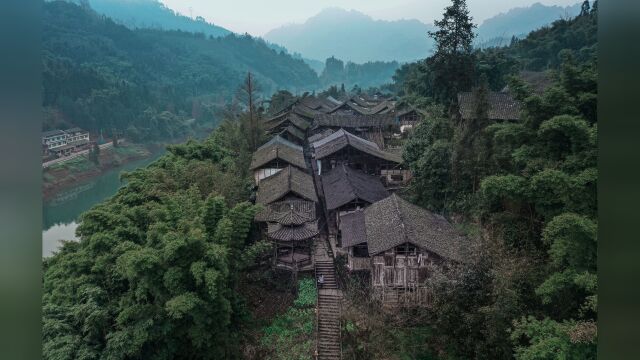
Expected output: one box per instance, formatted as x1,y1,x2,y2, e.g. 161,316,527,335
264,3,583,63
475,2,582,47
60,0,231,37
264,8,436,64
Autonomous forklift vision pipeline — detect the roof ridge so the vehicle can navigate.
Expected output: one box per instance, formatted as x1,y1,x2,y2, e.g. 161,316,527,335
392,194,409,245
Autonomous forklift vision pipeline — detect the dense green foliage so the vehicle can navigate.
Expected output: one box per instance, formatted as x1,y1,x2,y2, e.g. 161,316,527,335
42,117,266,359
394,2,597,359
260,279,316,360
394,3,597,98
43,1,318,140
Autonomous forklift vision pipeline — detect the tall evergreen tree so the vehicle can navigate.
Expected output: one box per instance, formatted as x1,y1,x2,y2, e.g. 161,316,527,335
580,0,591,16
426,0,477,104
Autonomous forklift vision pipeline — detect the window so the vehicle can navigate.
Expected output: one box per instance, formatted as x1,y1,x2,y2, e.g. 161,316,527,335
396,243,417,255
353,244,369,257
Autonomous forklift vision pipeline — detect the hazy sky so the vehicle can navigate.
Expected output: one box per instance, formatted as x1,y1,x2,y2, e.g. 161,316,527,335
159,0,580,36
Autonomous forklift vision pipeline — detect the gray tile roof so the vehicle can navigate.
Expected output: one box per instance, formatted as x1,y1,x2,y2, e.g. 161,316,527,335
267,220,319,241
457,92,521,121
307,129,335,143
339,210,367,247
321,164,389,210
327,100,372,115
258,135,303,151
312,113,396,129
256,166,318,205
312,129,402,163
264,112,311,132
364,194,469,262
279,124,306,141
368,100,395,114
254,199,316,225
250,142,307,170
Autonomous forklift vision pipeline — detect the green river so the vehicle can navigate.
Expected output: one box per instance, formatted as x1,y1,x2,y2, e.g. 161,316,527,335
42,151,165,257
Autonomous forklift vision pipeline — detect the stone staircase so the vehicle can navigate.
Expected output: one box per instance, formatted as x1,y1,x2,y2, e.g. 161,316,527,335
314,236,341,360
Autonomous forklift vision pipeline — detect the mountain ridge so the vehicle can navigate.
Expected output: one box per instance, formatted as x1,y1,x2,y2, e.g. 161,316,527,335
264,7,435,64
264,3,583,63
57,0,232,37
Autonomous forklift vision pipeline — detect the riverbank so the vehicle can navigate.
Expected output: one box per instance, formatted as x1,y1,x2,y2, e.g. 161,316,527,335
43,142,154,202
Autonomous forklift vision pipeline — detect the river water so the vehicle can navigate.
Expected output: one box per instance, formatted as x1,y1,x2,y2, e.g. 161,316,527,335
42,151,165,257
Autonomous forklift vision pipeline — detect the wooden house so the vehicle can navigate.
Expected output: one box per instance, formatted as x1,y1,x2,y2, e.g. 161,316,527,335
310,129,410,186
255,199,318,271
338,194,470,306
254,166,319,271
320,164,389,235
255,165,318,205
249,136,307,185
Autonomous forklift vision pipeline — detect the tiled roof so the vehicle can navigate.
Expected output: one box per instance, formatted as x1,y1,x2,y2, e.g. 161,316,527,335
349,95,370,108
293,105,325,120
321,164,389,210
516,70,555,95
313,113,396,129
264,112,311,132
279,124,306,141
255,199,316,225
256,166,318,205
312,129,402,163
368,100,395,114
327,100,372,115
271,99,299,116
457,92,521,121
307,129,335,144
299,96,324,110
339,210,367,247
249,142,306,170
257,135,302,151
326,96,342,105
267,220,319,241
364,194,469,262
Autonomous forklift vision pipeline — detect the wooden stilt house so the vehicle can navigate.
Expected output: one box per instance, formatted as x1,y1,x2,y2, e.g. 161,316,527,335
254,166,319,271
338,194,470,306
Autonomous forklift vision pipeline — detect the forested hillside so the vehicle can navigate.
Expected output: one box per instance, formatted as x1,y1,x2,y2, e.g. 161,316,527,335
475,2,582,47
42,114,271,358
43,1,319,141
319,56,400,90
372,1,597,359
62,0,231,37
